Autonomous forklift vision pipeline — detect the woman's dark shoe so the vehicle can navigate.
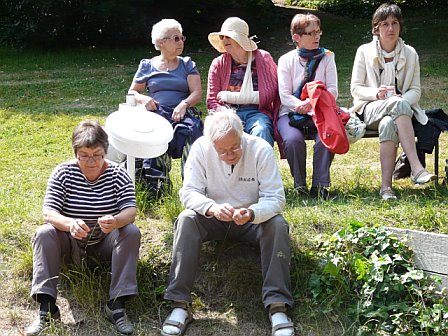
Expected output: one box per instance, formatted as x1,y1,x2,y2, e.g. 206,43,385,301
105,304,134,335
293,186,308,197
310,186,330,200
26,309,60,336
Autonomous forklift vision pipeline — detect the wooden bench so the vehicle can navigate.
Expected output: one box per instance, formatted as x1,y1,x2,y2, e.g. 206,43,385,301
387,227,448,289
362,129,441,183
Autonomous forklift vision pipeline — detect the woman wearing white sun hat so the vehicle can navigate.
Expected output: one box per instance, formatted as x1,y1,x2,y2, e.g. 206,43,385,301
207,17,281,150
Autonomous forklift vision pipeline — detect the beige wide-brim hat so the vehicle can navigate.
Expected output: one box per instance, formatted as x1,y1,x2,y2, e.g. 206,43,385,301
208,17,258,53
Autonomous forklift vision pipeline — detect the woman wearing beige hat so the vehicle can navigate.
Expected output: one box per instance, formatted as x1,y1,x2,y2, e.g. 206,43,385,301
207,17,280,148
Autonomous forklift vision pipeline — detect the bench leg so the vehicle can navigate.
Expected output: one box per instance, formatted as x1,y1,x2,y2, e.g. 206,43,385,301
435,140,439,185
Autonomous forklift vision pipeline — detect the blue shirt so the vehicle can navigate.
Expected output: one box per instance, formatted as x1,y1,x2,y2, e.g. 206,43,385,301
133,56,199,110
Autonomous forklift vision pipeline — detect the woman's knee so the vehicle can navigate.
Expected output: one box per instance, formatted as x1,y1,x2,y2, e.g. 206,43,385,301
33,224,59,244
251,124,273,142
378,116,399,143
390,98,413,118
280,125,305,148
120,224,141,244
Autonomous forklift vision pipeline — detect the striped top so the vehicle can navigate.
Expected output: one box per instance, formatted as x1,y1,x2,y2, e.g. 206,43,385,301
43,159,136,245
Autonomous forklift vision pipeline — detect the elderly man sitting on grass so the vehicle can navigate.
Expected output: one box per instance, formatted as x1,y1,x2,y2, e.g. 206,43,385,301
161,107,294,336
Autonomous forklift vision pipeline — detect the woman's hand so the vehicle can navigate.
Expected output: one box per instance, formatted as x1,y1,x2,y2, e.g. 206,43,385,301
294,99,312,114
172,100,188,122
376,85,388,100
217,91,226,104
98,215,117,234
141,96,159,111
70,219,90,240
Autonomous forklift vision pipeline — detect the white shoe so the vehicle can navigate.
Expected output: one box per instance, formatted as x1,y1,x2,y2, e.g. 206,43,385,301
161,307,193,336
411,169,436,185
270,312,294,336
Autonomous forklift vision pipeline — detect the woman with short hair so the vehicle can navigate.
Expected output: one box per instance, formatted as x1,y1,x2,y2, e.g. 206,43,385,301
277,13,337,199
350,3,435,200
26,120,140,335
128,19,202,191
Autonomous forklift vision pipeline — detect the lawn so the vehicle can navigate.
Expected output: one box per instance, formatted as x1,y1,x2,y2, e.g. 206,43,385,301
0,5,448,336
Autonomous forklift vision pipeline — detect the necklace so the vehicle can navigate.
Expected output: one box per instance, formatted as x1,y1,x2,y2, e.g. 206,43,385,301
159,56,177,71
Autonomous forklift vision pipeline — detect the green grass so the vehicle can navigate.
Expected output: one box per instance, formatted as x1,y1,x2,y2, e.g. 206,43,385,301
1,6,448,336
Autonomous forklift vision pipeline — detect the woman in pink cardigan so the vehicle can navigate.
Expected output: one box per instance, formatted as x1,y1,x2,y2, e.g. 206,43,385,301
207,17,280,147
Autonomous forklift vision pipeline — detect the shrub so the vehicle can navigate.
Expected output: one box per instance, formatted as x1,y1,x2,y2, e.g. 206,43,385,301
0,0,280,48
287,0,448,18
309,222,448,335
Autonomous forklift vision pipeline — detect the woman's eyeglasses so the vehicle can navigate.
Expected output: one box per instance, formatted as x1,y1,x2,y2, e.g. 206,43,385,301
78,154,104,162
302,30,323,37
219,35,228,40
164,35,186,43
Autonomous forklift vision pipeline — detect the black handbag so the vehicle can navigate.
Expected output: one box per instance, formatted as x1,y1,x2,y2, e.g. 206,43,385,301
288,112,317,135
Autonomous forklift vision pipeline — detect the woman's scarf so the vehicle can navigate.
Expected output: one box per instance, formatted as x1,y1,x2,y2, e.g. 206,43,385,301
294,47,329,97
374,35,404,86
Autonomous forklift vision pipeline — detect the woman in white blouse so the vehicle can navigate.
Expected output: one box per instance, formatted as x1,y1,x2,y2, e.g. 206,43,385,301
350,3,435,200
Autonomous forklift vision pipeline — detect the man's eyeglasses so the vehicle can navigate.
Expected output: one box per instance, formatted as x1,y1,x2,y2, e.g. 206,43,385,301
164,35,186,43
77,154,104,162
216,145,242,157
302,30,323,37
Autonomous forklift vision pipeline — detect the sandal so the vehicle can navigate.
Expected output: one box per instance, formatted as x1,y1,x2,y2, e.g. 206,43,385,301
270,312,294,336
411,169,436,185
380,187,397,201
161,307,193,336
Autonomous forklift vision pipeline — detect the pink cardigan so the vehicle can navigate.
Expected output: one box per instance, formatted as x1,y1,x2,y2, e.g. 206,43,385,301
207,50,282,153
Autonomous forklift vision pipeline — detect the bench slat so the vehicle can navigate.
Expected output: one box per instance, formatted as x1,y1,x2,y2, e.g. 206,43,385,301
387,227,448,287
425,271,448,289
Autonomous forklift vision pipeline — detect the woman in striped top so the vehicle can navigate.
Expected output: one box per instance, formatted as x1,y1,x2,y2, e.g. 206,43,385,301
26,120,140,336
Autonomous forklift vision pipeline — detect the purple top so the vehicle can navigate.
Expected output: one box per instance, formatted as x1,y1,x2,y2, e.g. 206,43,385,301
132,56,199,109
228,59,259,92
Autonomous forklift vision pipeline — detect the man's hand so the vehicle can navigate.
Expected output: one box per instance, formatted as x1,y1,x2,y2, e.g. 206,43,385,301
208,203,235,222
232,208,254,225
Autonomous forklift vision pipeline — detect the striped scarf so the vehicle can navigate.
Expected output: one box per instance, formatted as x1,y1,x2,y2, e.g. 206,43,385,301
294,47,329,98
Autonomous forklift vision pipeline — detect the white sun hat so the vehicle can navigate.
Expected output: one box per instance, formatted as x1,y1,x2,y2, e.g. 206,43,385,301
106,104,173,158
208,17,258,53
105,104,174,180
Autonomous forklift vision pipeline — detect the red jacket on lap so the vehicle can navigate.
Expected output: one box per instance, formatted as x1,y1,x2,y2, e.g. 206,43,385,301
301,80,349,154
